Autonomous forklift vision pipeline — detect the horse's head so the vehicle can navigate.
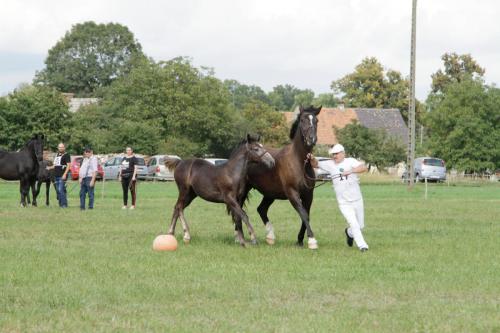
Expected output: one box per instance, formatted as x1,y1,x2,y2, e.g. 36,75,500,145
245,134,275,168
29,134,44,162
293,105,322,148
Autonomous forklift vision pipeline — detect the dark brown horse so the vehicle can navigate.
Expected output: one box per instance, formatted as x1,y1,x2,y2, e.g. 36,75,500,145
240,106,322,249
164,134,275,247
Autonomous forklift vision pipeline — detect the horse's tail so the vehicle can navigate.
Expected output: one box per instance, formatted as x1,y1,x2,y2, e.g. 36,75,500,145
164,157,182,172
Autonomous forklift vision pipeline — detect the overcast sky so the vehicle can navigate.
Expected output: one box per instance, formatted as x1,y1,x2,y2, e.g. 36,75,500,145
1,0,499,100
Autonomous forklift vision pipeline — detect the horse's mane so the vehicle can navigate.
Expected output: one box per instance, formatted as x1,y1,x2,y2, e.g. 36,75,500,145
289,115,300,140
228,139,248,159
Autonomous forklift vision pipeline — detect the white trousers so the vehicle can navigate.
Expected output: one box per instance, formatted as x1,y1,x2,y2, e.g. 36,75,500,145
338,199,368,249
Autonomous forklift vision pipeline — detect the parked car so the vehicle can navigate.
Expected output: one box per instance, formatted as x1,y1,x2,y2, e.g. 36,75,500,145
402,157,446,182
204,158,228,166
103,156,148,180
147,155,180,180
68,155,104,180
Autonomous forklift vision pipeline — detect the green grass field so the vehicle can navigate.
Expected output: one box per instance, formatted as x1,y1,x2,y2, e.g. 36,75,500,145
1,178,499,332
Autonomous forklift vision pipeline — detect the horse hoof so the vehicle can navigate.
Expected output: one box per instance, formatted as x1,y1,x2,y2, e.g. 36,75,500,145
308,238,319,250
296,241,304,247
250,239,258,245
183,237,191,244
266,237,275,246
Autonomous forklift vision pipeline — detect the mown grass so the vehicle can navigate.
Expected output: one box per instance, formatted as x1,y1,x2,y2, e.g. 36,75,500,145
1,179,499,332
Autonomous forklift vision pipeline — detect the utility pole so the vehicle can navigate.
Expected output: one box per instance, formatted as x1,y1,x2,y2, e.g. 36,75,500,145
407,0,417,189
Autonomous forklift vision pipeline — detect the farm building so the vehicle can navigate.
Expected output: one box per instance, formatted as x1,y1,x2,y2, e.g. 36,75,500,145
282,106,408,146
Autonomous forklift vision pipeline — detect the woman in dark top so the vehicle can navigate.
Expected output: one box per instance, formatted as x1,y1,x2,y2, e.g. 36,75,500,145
118,147,138,209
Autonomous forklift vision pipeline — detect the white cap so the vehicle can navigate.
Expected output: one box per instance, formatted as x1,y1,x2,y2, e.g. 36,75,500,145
328,144,344,155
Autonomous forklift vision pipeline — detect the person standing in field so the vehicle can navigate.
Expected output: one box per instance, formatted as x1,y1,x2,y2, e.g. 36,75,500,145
319,144,369,252
79,147,98,210
118,147,138,210
47,143,70,208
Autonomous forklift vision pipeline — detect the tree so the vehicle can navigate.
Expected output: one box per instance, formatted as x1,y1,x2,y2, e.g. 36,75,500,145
313,93,338,107
293,89,315,109
334,121,406,170
424,78,500,172
240,100,288,147
268,84,301,111
331,57,419,122
88,57,240,157
223,80,270,110
34,21,144,96
431,53,485,94
0,85,71,150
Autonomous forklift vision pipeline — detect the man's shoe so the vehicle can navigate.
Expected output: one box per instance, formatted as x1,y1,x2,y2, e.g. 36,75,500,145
360,247,368,252
345,228,354,247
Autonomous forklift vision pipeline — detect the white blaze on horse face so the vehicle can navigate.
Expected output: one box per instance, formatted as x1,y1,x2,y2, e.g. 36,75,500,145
308,115,313,128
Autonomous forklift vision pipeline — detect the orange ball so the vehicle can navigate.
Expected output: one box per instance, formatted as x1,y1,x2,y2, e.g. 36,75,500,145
153,234,178,251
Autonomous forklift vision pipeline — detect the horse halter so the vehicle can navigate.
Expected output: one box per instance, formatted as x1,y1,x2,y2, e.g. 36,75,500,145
246,142,270,159
299,114,316,146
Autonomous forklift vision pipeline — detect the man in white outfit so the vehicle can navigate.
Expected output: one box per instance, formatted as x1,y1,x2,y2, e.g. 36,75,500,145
320,144,369,252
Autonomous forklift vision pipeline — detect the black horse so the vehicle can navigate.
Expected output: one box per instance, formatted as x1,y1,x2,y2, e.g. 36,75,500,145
240,106,322,249
33,160,56,206
0,134,44,206
164,134,275,246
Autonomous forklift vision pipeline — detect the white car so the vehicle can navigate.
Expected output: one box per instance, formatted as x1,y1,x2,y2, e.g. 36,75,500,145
204,158,228,166
147,155,180,180
103,155,148,180
402,157,447,182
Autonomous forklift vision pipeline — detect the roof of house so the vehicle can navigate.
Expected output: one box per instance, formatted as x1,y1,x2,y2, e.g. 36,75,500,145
282,107,408,146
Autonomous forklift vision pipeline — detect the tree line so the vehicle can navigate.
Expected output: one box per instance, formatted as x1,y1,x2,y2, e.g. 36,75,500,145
0,21,498,172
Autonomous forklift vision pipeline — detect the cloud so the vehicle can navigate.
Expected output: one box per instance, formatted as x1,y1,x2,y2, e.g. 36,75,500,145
1,0,499,99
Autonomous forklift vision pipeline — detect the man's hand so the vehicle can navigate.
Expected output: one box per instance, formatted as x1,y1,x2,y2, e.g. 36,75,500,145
306,153,319,168
79,178,82,185
90,180,95,188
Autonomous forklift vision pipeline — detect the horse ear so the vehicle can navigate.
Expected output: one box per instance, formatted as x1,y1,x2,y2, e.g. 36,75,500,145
314,105,322,115
247,133,259,143
299,105,304,113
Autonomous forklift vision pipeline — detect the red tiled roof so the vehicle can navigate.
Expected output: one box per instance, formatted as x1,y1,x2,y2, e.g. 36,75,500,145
282,107,408,146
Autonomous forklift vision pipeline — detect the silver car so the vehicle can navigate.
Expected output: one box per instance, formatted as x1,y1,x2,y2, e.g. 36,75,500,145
204,158,228,166
404,157,447,182
103,156,148,180
147,155,180,180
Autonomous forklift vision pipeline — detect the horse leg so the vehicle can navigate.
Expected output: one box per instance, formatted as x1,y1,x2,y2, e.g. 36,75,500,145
286,190,317,250
232,207,257,245
257,197,276,245
297,191,314,246
30,180,37,207
45,180,50,206
226,198,249,247
19,180,28,207
168,188,196,244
